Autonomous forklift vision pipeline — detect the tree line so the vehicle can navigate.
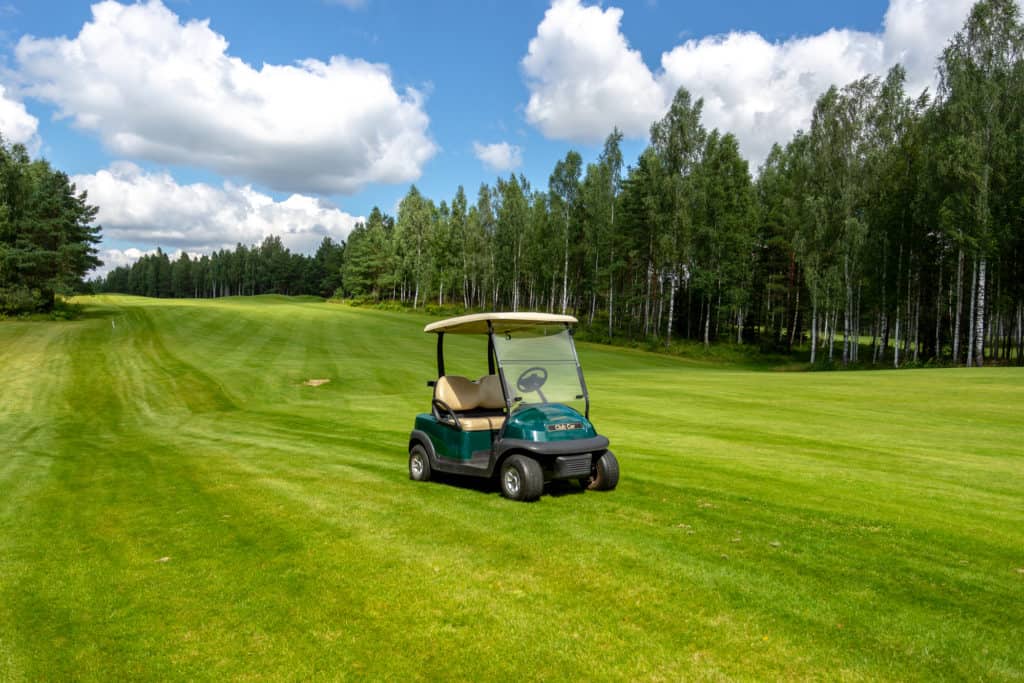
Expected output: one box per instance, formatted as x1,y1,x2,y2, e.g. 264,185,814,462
96,235,344,300
99,0,1023,366
0,140,101,313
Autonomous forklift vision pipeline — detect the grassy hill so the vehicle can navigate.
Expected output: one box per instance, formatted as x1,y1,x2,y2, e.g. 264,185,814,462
1,295,1022,680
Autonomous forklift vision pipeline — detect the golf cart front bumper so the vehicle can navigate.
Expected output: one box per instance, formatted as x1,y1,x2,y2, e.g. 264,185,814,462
498,435,609,480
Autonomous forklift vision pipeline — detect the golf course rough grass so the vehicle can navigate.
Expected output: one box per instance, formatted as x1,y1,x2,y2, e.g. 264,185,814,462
1,295,1022,681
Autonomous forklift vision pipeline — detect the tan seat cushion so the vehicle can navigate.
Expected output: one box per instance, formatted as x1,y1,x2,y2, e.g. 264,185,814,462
458,415,505,431
434,375,507,431
435,375,479,411
477,375,506,409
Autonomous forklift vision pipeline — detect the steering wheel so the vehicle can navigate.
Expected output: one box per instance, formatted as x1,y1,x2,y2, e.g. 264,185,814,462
516,366,548,393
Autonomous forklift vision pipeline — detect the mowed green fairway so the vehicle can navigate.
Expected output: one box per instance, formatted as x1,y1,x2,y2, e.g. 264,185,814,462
1,295,1022,681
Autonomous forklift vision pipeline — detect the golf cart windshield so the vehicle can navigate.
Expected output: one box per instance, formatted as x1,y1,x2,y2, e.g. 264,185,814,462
493,328,586,408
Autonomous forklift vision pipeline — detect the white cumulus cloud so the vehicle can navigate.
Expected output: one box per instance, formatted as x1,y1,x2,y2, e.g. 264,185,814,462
74,162,363,257
523,0,664,141
882,0,978,95
658,28,885,166
0,84,39,150
522,0,978,166
473,141,523,172
17,0,436,195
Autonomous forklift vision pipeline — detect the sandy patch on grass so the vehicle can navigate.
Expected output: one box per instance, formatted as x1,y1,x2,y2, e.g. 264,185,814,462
303,379,331,387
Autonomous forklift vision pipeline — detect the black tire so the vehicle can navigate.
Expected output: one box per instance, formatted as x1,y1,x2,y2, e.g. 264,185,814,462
409,444,432,482
500,455,544,502
586,450,619,491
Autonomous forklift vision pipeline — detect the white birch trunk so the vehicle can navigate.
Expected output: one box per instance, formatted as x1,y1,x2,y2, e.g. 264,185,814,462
967,258,977,367
643,259,652,337
810,305,818,363
656,274,664,340
666,271,676,347
975,258,986,367
561,216,569,314
514,234,522,313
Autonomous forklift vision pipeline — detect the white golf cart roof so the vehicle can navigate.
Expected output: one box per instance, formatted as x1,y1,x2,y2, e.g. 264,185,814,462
424,312,578,335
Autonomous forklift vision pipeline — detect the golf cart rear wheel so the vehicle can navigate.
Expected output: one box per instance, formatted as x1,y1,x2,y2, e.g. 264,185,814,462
500,455,543,502
409,444,432,482
585,450,619,491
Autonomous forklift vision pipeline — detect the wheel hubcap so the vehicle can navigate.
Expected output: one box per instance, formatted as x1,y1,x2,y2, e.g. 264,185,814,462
411,455,423,477
504,468,521,496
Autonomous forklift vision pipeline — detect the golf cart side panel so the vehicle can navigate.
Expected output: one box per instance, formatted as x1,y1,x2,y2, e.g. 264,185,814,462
414,414,492,461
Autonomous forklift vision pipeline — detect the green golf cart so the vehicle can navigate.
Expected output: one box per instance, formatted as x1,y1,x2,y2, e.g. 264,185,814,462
408,312,619,501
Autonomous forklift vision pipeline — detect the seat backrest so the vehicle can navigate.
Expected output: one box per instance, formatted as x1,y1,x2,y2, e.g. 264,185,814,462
434,375,480,411
477,375,506,409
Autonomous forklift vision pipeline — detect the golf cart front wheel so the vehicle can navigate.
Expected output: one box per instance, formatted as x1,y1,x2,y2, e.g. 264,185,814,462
584,451,619,491
409,444,432,482
500,455,543,502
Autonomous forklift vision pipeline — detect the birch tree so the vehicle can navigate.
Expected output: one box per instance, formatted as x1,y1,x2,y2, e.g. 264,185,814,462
939,0,1024,366
549,151,582,314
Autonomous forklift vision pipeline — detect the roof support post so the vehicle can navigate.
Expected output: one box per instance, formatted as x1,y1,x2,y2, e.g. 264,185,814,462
567,324,591,420
436,332,445,378
487,333,496,375
487,320,512,419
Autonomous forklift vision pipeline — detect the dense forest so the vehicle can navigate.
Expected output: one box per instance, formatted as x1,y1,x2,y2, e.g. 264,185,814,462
98,0,1024,366
97,236,345,301
0,140,101,313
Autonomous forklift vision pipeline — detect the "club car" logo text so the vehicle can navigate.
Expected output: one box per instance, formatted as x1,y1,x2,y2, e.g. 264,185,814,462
546,422,584,432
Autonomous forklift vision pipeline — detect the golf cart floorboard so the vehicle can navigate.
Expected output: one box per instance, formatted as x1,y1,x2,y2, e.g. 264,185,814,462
436,451,491,474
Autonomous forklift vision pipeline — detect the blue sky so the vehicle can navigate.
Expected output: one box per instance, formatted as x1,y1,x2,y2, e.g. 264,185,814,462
0,0,975,271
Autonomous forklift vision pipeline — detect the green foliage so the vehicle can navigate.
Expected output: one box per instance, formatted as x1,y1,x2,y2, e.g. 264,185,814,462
0,138,101,313
100,236,342,299
0,284,43,313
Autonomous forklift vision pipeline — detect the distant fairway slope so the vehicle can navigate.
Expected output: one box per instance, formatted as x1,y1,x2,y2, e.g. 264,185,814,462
1,295,1022,680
